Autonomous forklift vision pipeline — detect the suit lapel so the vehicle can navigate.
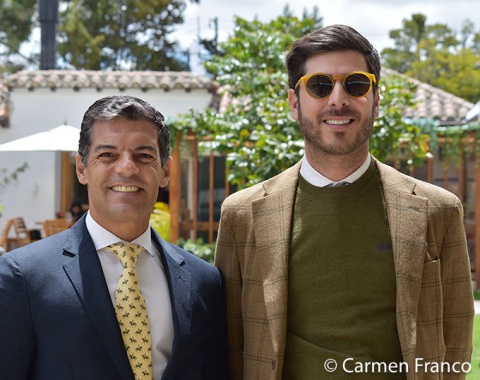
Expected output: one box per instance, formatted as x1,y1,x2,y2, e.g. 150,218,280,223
155,237,192,337
252,162,300,356
376,161,428,359
152,234,192,380
61,219,134,380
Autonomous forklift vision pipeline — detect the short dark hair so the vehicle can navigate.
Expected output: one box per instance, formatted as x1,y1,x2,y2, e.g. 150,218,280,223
285,24,381,91
78,95,170,167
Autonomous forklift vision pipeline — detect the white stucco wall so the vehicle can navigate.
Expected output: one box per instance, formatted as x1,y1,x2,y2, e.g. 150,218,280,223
0,85,211,237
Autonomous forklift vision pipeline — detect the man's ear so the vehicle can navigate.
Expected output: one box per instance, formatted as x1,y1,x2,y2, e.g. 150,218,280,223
75,154,88,185
374,90,380,118
288,88,300,121
160,156,173,188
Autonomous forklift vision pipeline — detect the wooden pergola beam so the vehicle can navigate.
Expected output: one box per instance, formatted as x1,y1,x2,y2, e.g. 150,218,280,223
169,133,182,243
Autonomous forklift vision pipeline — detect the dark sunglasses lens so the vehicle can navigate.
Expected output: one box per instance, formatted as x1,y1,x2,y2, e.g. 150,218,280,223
306,75,334,98
344,74,371,96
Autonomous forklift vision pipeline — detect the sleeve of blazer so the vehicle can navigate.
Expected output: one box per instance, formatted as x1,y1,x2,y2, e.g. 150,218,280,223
215,201,245,380
439,197,474,371
0,252,35,380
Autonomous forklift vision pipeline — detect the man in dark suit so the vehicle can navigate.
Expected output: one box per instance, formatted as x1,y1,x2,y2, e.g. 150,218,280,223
0,95,228,380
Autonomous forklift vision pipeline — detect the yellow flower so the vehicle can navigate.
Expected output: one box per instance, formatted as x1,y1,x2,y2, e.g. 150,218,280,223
150,203,170,241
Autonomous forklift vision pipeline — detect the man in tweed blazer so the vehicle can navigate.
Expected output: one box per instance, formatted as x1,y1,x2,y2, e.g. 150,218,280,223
215,25,474,380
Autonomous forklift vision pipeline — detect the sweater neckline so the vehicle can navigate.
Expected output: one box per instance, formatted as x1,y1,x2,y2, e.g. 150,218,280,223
297,159,377,199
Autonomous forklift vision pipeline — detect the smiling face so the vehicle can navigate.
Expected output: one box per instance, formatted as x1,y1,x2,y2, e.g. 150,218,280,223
76,118,172,240
288,50,379,161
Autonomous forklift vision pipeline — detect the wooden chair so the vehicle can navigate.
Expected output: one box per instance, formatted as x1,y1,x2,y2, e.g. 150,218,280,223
0,218,14,252
0,217,38,251
12,217,36,246
42,219,70,237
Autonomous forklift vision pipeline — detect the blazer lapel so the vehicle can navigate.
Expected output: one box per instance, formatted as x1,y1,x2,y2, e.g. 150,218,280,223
152,234,192,379
252,162,300,356
62,219,134,380
157,239,192,337
376,160,428,360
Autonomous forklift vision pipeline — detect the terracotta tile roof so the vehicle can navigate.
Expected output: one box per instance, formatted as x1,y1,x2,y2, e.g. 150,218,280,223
4,70,213,92
383,68,474,124
2,69,475,125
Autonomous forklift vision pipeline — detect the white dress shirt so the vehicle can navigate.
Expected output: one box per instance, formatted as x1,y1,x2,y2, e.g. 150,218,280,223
300,154,371,187
86,212,173,380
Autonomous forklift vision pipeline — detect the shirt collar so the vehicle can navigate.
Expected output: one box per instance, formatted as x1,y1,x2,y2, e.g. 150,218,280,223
300,154,371,187
85,212,154,257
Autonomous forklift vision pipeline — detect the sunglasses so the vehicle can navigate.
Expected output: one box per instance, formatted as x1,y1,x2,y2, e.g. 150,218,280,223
295,71,377,99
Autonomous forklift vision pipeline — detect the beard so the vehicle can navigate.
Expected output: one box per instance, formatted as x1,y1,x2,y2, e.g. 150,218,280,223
298,102,375,156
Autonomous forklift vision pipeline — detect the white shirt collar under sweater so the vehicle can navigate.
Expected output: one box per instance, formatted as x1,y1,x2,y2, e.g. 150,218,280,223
300,154,371,187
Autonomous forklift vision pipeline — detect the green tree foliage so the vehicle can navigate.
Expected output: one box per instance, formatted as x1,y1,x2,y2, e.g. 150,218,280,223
381,13,427,73
57,0,193,70
199,4,323,65
0,0,37,75
0,0,197,73
175,16,315,188
382,14,480,103
176,238,216,263
371,74,429,167
174,15,428,189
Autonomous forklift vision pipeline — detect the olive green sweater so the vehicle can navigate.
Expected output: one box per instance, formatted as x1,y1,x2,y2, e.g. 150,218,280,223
283,162,405,379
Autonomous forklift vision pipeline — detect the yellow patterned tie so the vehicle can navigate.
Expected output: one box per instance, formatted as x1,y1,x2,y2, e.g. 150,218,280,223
107,243,153,380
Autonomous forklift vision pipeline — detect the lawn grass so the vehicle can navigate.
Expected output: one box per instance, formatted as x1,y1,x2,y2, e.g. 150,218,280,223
467,314,480,379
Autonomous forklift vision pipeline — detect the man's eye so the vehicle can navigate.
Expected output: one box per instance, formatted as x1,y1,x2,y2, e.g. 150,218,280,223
97,152,115,158
137,154,155,161
137,152,154,158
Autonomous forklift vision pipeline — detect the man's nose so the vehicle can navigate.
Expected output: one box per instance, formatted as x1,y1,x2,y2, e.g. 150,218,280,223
327,81,350,108
115,154,140,175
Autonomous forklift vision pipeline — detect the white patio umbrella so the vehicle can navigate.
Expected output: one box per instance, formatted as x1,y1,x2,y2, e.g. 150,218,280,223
0,124,80,152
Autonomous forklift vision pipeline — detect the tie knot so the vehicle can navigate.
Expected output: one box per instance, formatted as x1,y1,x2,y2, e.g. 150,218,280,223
107,243,143,268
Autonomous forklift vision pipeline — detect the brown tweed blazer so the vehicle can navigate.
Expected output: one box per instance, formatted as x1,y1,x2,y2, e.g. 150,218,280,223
215,157,474,380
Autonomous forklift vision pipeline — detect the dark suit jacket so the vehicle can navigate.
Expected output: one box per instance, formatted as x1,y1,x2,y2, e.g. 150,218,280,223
0,216,228,380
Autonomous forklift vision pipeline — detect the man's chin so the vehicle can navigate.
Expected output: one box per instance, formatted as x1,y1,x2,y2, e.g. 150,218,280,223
106,205,150,220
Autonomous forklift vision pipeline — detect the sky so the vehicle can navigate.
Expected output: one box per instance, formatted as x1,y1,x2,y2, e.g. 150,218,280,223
172,0,479,73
